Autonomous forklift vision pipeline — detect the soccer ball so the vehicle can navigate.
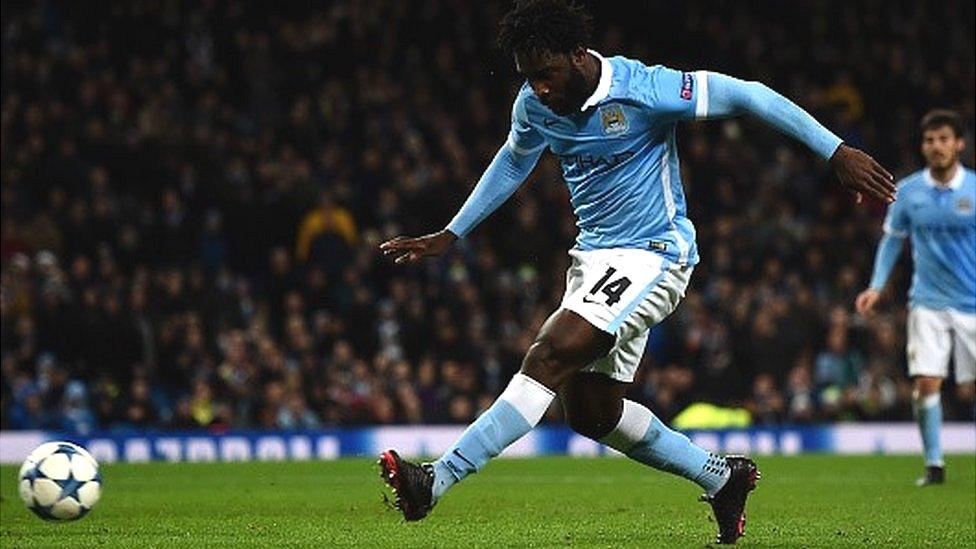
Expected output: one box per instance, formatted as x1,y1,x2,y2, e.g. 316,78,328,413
18,441,102,520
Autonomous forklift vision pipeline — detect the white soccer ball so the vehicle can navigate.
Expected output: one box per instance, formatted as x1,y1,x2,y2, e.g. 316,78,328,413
18,441,102,521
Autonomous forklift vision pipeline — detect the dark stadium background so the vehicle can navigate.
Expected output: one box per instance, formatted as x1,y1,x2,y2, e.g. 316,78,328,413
2,0,974,435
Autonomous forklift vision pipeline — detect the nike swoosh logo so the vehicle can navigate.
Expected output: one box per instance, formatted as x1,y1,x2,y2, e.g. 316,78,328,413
582,296,600,304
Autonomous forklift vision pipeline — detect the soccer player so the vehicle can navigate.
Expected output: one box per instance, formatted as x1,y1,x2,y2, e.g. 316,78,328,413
855,109,975,487
380,1,895,543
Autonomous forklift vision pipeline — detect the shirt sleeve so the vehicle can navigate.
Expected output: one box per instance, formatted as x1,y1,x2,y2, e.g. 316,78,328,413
881,191,910,238
630,64,702,122
506,88,546,155
699,71,843,160
868,196,910,289
868,233,906,290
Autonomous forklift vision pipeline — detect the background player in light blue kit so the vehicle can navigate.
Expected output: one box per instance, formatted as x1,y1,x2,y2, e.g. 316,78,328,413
379,1,896,544
856,110,976,487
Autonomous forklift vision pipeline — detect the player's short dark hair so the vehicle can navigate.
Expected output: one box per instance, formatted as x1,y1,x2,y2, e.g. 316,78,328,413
497,0,593,56
920,109,964,138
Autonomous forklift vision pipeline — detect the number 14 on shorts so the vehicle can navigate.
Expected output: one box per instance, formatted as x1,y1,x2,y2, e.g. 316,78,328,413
562,249,669,333
584,266,632,306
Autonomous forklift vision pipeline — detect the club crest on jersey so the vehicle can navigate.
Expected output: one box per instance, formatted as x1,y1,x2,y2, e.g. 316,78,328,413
599,104,628,135
955,196,973,215
680,72,694,100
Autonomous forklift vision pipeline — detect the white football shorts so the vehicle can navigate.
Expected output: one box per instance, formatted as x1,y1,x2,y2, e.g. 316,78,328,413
560,248,691,383
907,306,976,384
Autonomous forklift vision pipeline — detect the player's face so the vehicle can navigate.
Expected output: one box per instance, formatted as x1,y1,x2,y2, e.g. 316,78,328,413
515,47,589,116
921,125,965,170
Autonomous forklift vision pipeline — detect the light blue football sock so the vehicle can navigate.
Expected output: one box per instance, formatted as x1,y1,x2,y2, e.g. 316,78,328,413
431,373,554,502
601,400,730,496
914,392,944,467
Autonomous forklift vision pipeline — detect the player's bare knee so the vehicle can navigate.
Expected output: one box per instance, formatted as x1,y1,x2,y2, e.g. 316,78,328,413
913,376,942,398
957,383,976,403
566,413,596,439
561,388,622,440
521,338,570,377
521,337,584,388
566,412,616,440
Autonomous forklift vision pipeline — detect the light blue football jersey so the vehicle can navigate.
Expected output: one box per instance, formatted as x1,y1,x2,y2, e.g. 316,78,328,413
882,167,976,313
508,52,706,265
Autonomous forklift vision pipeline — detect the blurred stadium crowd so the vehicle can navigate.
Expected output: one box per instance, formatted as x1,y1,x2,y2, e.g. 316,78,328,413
2,1,974,433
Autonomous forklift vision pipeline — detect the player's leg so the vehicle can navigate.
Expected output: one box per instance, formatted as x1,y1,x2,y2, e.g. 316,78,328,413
380,308,613,520
906,306,952,485
560,372,732,496
560,256,758,544
950,307,976,421
561,257,733,495
428,309,613,497
957,382,976,417
559,372,626,440
913,376,944,475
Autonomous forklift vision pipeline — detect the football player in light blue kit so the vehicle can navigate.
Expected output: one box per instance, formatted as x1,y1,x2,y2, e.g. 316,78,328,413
856,109,976,487
379,1,895,543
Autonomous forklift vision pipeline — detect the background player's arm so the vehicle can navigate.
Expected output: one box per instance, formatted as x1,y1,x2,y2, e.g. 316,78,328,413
380,95,545,264
856,197,910,316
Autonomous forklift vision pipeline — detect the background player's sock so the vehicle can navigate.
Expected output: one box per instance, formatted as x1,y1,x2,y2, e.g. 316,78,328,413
913,392,944,467
431,373,554,501
600,400,730,496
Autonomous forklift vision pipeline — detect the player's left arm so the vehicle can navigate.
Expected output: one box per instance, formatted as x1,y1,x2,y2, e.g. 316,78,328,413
698,71,896,203
856,196,909,316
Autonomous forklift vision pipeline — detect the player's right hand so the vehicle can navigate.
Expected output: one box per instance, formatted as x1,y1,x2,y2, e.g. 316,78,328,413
379,230,458,264
854,288,882,318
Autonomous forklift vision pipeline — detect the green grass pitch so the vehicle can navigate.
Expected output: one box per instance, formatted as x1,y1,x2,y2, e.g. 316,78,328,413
1,455,974,547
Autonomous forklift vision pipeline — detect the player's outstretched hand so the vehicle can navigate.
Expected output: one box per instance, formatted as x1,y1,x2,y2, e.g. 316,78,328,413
855,288,883,318
379,230,458,264
829,144,896,204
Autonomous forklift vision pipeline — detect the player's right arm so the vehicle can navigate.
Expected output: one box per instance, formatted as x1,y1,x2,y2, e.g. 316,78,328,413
855,193,910,317
380,90,546,264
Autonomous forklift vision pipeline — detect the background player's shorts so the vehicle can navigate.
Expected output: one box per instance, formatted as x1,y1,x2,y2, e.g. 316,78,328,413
560,248,691,383
907,306,976,384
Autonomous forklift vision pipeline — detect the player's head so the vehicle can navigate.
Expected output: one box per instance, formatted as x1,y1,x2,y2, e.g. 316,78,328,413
920,109,965,170
498,0,594,116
